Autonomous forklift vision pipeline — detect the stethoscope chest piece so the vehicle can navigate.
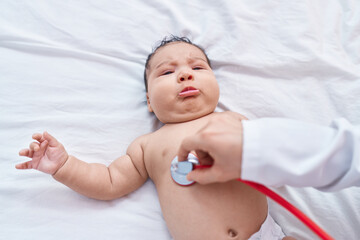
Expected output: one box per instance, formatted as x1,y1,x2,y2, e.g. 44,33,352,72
170,153,199,186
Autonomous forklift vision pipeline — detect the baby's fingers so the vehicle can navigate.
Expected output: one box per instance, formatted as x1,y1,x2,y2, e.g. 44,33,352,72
32,133,44,142
30,142,40,152
15,161,33,170
32,140,48,159
19,149,30,157
43,131,59,147
21,142,41,158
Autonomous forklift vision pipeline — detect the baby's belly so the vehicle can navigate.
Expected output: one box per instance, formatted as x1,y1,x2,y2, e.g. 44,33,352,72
156,178,268,240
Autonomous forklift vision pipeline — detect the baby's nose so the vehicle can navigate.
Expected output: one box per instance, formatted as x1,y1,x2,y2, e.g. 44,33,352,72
178,73,193,82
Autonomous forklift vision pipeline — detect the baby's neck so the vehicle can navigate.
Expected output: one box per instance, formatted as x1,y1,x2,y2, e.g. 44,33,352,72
163,112,215,127
164,112,214,125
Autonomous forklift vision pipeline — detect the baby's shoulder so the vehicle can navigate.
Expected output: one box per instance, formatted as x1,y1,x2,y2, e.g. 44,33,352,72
127,130,160,152
125,133,153,166
128,133,151,149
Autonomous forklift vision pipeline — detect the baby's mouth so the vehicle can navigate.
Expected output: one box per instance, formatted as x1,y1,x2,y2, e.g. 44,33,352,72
179,86,200,97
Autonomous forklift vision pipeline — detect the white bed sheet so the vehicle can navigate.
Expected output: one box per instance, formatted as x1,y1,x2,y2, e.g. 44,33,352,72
1,1,359,239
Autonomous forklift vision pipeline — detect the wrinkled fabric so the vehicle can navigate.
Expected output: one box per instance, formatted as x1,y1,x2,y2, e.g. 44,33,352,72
1,1,359,239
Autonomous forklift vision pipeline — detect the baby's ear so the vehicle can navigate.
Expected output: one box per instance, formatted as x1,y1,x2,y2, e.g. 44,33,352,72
146,93,153,112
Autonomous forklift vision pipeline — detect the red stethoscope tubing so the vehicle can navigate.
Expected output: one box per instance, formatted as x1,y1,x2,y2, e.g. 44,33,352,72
240,180,334,240
193,165,334,240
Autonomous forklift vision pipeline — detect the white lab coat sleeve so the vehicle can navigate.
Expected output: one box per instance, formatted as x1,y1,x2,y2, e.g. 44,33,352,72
241,118,360,191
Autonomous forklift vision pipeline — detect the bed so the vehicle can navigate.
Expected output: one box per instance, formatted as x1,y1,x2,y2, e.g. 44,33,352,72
1,1,359,239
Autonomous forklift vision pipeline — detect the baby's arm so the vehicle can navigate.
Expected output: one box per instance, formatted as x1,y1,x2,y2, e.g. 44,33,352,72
17,132,148,200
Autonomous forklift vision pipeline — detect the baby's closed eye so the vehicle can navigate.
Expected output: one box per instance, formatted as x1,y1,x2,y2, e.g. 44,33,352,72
192,67,203,70
162,70,174,76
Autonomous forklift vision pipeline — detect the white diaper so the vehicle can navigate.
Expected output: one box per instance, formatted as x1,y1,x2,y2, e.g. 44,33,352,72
248,214,285,240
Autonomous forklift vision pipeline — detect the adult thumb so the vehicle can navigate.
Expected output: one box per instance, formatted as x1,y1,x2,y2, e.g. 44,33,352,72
187,168,215,185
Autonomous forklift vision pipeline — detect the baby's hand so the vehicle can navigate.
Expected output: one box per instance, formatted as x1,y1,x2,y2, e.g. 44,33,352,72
17,132,69,175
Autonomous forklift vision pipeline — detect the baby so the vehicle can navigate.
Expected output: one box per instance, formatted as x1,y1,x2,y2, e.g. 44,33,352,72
17,36,291,240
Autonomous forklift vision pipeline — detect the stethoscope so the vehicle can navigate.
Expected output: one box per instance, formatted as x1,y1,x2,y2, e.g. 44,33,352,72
171,153,334,240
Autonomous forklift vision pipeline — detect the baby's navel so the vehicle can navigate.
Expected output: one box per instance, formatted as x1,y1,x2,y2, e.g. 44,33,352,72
227,228,238,238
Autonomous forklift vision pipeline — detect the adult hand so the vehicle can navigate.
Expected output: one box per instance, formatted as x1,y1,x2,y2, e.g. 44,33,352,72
17,132,69,175
177,111,247,184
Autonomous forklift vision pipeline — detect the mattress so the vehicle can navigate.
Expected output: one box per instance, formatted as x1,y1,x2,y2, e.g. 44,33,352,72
1,1,359,239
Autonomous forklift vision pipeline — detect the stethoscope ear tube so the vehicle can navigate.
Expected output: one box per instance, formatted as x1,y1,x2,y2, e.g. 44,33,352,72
171,154,334,240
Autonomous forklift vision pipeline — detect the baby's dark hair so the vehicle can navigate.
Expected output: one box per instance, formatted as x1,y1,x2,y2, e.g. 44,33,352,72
144,35,211,92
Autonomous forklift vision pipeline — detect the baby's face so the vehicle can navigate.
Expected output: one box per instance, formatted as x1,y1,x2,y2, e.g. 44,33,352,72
146,42,219,123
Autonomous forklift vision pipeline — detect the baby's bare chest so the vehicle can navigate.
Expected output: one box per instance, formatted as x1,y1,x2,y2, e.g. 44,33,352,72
140,118,268,240
143,118,208,182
